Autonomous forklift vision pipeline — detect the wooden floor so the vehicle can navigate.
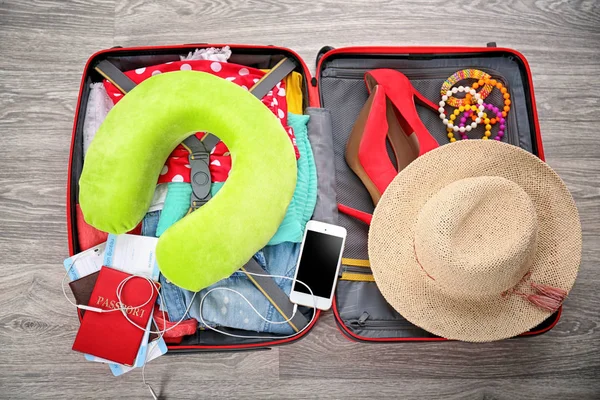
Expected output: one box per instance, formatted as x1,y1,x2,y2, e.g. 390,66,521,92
1,0,599,398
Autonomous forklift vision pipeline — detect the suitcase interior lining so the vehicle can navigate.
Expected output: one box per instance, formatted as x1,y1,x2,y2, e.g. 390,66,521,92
70,47,314,348
318,52,557,339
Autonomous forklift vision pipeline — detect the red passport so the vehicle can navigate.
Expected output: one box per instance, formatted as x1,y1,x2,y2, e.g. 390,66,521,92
72,266,159,366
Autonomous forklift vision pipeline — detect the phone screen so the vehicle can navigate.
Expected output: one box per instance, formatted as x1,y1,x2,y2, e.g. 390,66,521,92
293,230,344,298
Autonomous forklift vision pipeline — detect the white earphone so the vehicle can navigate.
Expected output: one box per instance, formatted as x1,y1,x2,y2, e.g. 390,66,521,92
76,305,106,313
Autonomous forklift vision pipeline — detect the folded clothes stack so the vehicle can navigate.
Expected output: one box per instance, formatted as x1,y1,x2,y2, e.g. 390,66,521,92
76,47,327,338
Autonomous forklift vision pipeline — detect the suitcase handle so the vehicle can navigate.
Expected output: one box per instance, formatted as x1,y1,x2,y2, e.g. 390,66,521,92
316,46,335,69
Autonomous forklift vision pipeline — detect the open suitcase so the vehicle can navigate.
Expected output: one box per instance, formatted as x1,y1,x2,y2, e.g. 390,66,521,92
67,43,561,352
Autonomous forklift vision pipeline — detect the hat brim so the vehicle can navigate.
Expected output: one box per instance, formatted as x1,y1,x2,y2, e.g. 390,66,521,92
368,140,581,342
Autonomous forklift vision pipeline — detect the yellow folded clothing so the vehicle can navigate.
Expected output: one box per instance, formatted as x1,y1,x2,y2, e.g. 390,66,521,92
261,69,303,114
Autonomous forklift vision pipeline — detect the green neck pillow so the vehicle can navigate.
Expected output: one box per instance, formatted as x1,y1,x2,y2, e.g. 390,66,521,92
79,71,297,291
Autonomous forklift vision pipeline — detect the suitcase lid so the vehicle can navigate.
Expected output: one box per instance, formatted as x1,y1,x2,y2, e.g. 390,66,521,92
314,45,558,342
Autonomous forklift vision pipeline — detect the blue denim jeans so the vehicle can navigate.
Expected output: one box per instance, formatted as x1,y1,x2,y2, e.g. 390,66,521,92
143,211,300,334
141,210,161,237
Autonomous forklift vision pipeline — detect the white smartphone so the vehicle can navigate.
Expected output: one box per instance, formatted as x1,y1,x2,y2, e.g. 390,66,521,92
289,220,347,310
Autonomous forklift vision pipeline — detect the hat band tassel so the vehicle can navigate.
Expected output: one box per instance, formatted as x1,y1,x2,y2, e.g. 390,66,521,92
525,293,564,312
504,274,567,312
527,281,568,312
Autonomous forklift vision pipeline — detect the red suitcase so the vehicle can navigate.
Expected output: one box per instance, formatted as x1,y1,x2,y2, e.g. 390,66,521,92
67,43,559,351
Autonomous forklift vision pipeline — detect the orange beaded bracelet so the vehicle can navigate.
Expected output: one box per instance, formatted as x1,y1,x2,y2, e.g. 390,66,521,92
471,78,511,118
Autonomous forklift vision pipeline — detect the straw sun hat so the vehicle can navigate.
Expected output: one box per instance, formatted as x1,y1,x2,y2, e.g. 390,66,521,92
368,140,581,342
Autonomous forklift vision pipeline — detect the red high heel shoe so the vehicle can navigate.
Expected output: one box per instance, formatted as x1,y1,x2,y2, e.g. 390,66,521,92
345,69,439,206
364,69,439,159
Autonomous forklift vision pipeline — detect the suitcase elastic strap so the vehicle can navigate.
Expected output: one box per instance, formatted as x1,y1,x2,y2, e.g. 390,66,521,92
340,258,374,282
94,60,137,93
240,259,309,332
249,57,297,99
94,58,308,332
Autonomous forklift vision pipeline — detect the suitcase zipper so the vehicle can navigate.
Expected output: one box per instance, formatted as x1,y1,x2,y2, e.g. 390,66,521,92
342,265,372,274
321,66,508,82
346,312,411,330
340,265,374,282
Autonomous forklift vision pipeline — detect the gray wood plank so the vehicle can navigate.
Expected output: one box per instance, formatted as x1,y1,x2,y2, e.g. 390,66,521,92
1,0,599,398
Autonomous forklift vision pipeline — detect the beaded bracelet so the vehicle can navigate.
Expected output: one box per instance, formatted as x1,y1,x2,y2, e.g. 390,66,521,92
438,86,485,134
471,77,512,118
440,69,494,108
447,103,507,142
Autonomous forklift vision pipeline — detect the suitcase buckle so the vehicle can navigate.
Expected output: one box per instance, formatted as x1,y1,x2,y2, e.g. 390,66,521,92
189,150,212,210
